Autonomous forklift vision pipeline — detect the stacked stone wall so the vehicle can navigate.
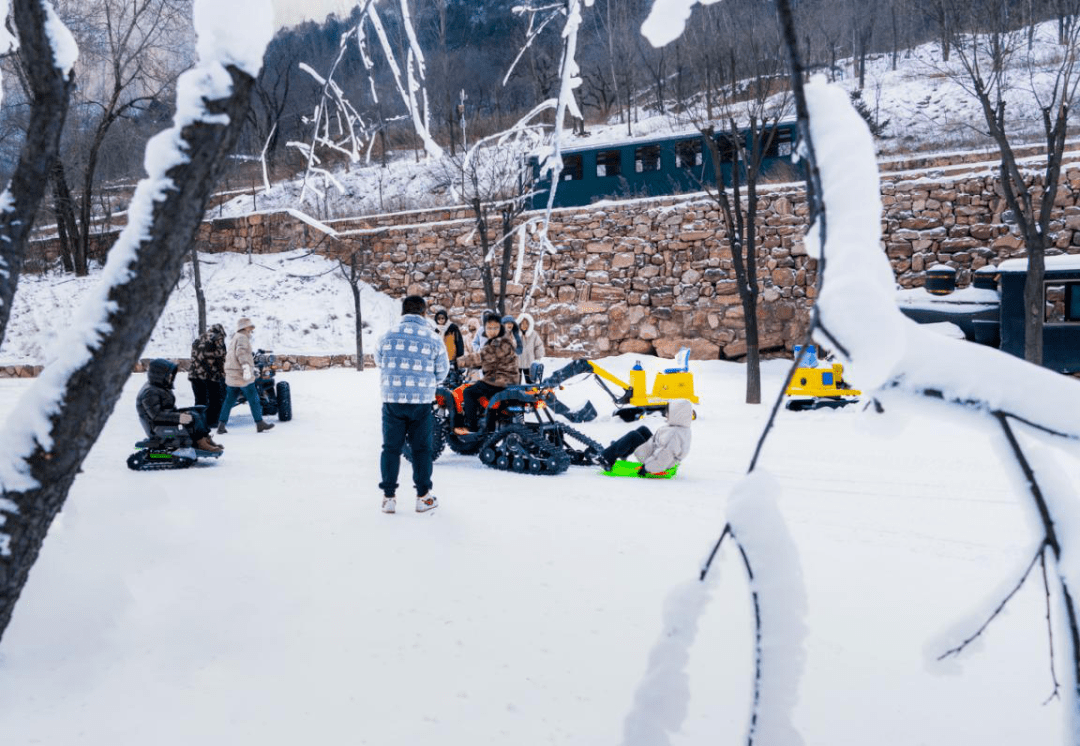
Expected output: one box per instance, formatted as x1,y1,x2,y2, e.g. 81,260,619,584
21,159,1080,365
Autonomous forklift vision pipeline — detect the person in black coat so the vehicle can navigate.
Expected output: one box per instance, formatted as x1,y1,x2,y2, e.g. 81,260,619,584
137,358,222,453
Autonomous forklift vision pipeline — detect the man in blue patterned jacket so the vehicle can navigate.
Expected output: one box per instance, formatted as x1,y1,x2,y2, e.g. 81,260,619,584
375,295,449,514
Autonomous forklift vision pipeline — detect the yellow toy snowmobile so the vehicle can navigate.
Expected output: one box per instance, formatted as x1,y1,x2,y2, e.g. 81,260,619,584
785,345,861,411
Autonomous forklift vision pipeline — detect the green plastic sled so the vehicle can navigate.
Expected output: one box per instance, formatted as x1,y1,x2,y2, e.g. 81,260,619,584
601,459,678,479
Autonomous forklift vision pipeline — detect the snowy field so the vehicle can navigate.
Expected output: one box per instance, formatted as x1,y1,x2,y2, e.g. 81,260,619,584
0,250,400,365
0,356,1065,744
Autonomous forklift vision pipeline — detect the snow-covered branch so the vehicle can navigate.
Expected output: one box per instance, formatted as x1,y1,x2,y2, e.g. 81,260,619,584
0,0,272,643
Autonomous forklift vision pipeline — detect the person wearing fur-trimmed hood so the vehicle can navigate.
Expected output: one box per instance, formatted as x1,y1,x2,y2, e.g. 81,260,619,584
432,306,465,368
516,312,544,383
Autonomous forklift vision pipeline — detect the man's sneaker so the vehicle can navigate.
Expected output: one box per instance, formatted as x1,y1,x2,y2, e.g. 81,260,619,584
216,423,228,434
416,494,438,513
381,497,396,514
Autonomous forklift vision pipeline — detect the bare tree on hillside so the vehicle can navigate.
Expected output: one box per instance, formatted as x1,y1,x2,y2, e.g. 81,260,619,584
0,0,75,348
337,237,370,371
0,14,265,644
687,8,792,404
448,132,539,315
941,0,1080,364
50,0,194,276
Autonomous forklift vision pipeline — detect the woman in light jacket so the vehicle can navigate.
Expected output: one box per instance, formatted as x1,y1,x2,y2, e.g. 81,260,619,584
218,317,274,434
516,312,545,383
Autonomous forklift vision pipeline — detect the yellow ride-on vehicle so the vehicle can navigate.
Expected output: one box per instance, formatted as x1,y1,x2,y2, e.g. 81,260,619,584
785,345,861,411
545,348,699,421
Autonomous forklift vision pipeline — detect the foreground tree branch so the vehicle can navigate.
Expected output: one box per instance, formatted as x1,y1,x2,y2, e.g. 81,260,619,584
0,59,259,643
0,0,75,347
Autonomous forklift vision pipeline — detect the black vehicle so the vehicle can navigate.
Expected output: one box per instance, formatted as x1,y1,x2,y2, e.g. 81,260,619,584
127,405,222,471
898,259,1080,374
237,349,292,421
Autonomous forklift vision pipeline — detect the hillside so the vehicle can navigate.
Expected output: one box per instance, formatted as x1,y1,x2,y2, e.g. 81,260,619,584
0,251,400,366
213,21,1076,222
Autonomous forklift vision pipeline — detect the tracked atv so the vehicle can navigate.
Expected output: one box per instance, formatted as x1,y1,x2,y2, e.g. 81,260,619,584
408,362,602,475
127,405,223,471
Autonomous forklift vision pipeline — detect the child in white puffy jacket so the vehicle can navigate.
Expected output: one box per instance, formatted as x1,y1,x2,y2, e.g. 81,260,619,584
599,399,693,475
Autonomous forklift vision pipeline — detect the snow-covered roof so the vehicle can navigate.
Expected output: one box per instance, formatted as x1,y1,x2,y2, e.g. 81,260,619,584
895,285,1000,312
998,254,1080,273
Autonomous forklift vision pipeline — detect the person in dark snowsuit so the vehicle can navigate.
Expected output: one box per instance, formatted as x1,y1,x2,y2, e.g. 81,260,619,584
188,323,227,428
137,358,222,453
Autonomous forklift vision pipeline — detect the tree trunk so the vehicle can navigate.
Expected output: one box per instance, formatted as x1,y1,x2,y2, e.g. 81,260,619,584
0,0,74,347
49,158,78,273
0,64,256,643
498,208,514,315
1023,246,1045,364
51,193,74,274
352,252,364,371
472,197,496,309
743,169,762,405
191,243,207,335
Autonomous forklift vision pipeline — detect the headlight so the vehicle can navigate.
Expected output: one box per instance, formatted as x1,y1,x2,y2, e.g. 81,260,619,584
262,368,274,378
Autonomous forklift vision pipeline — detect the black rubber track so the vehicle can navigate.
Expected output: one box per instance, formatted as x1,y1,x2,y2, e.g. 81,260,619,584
478,424,571,475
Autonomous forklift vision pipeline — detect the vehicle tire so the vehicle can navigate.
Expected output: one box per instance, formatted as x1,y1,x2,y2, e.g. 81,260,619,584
276,381,292,421
404,406,449,463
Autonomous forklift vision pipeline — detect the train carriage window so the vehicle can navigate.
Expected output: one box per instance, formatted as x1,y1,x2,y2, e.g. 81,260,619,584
596,149,621,178
1060,282,1080,322
764,126,795,158
1044,282,1080,323
635,144,661,173
559,154,583,181
675,139,703,168
712,132,739,163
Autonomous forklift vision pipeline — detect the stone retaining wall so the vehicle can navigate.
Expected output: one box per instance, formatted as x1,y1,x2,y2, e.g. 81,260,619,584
22,154,1080,364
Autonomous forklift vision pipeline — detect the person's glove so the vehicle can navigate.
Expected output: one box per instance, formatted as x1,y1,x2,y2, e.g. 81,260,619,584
178,413,193,425
242,364,252,380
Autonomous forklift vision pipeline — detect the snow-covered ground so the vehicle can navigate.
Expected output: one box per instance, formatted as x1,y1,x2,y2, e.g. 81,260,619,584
0,250,400,365
0,356,1066,745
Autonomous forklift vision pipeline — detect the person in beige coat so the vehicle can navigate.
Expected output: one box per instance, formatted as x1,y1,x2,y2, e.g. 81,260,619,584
598,398,693,475
516,312,545,383
217,317,274,434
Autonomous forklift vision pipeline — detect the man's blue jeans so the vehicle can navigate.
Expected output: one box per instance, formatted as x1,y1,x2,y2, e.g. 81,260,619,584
380,402,434,497
220,382,263,425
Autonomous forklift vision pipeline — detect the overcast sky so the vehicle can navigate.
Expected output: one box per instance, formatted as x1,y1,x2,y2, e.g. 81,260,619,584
270,0,354,29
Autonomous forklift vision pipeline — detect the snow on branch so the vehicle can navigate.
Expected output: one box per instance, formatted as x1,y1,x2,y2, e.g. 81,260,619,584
357,0,442,160
641,0,723,49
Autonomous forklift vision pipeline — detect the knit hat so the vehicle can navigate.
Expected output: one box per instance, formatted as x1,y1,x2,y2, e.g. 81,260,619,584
501,315,515,325
236,317,254,332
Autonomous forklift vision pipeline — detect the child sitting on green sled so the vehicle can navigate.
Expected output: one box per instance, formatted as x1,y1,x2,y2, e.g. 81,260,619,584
598,398,693,476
